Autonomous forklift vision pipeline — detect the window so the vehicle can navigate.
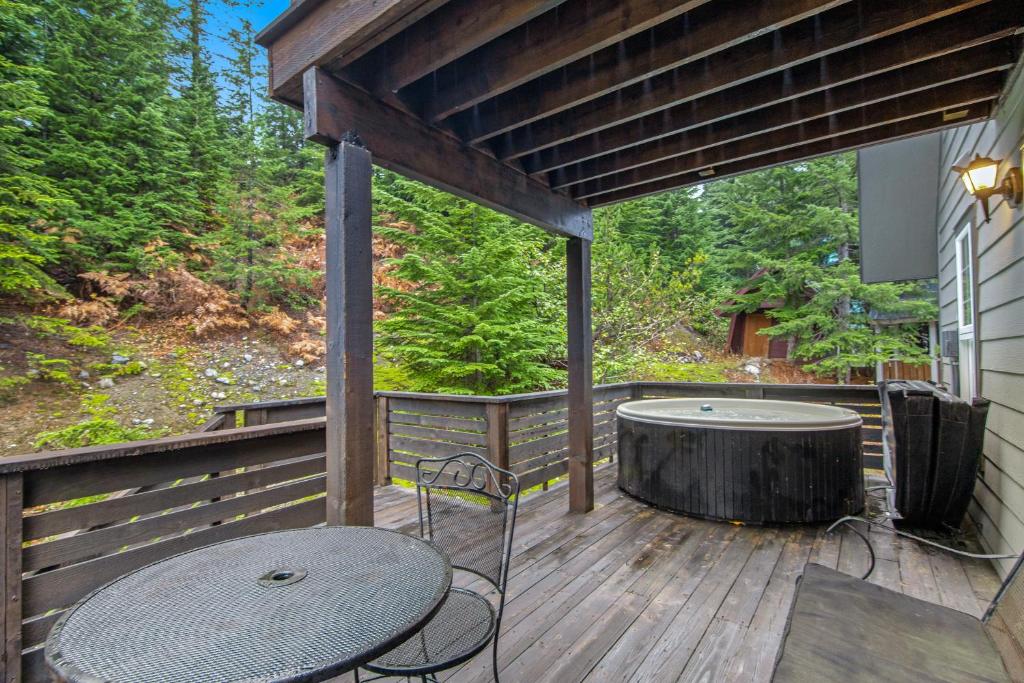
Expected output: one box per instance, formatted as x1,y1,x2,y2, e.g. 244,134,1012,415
954,221,976,399
955,224,973,334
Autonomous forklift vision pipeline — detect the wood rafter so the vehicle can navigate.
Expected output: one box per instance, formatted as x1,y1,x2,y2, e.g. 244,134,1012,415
345,0,567,96
260,0,1022,235
441,0,848,141
256,0,445,102
530,3,1021,177
551,42,1017,191
491,0,997,162
572,73,1004,200
302,68,592,239
587,102,994,206
402,0,712,123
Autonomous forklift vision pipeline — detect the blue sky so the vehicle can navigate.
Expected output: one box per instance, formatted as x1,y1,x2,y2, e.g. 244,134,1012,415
201,1,290,77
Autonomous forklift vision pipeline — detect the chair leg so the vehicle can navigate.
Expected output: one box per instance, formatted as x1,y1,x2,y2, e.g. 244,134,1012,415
353,669,359,682
492,639,500,683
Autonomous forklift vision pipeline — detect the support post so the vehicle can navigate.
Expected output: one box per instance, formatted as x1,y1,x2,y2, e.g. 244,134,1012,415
324,138,375,526
566,237,594,513
1,474,22,683
376,396,392,486
486,402,511,502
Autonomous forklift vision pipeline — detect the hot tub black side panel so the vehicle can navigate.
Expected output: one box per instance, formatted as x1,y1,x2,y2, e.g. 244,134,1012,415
617,418,864,524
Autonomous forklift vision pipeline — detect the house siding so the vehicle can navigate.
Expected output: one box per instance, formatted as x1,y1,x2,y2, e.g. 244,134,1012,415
936,62,1024,577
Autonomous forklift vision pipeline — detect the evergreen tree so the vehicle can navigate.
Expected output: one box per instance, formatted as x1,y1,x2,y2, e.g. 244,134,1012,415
375,173,565,394
201,20,319,310
706,154,935,381
174,0,227,221
33,0,198,275
257,102,324,218
609,189,716,276
0,0,67,297
590,208,705,382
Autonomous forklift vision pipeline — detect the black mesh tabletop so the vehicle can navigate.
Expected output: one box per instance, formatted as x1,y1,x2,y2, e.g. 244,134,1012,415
45,527,452,683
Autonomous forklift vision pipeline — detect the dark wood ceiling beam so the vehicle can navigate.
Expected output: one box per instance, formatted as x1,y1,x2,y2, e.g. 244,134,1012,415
405,0,712,123
573,74,1003,199
550,42,1017,190
447,0,848,143
257,0,446,104
493,0,998,162
345,0,568,96
586,101,995,206
521,0,1021,175
303,67,592,239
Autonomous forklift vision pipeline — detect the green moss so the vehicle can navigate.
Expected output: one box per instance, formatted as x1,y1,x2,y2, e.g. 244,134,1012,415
81,392,114,417
26,353,76,385
33,393,166,450
305,378,325,397
636,360,729,383
153,351,201,407
0,375,29,404
88,360,145,377
24,315,110,350
66,327,111,349
34,418,159,450
113,360,145,376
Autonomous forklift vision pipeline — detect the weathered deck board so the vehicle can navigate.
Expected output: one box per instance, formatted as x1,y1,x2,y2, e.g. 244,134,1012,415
336,463,1001,682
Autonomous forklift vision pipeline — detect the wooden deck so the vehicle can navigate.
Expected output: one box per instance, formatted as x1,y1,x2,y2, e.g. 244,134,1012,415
347,466,1001,683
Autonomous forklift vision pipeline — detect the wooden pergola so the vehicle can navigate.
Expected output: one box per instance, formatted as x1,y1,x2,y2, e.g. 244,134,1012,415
256,0,1022,524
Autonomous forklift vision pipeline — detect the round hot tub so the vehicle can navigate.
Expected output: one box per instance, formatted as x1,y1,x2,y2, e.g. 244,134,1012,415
617,398,864,524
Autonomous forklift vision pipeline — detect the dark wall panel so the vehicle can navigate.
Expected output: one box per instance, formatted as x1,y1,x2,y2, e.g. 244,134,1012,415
858,133,941,283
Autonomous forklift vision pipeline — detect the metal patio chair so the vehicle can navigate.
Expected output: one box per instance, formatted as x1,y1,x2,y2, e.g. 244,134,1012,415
355,453,520,683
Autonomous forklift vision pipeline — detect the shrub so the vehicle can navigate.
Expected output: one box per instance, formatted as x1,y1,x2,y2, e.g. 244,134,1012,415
34,418,156,449
23,315,111,349
26,353,75,385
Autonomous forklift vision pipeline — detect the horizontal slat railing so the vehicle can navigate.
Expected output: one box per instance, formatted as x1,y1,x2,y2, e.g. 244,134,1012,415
4,419,326,681
507,383,634,490
212,382,884,489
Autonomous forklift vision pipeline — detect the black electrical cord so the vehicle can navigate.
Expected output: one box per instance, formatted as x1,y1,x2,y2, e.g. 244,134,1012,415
828,519,876,580
829,515,1019,560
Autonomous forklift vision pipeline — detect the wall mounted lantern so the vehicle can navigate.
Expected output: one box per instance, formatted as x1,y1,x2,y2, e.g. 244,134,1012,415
951,153,1022,223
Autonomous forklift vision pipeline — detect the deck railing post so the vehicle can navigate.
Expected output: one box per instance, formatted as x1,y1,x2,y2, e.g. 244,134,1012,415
1,473,23,683
323,136,375,526
567,236,594,513
243,408,268,427
376,396,392,487
486,402,511,500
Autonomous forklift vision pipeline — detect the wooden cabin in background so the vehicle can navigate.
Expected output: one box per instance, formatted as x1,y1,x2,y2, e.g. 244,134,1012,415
722,271,939,382
721,269,796,359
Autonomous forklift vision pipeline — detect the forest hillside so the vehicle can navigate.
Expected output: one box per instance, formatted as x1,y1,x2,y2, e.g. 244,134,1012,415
0,0,935,451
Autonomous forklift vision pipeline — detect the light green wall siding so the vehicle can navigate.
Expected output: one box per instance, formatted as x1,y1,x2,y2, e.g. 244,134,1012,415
937,62,1024,577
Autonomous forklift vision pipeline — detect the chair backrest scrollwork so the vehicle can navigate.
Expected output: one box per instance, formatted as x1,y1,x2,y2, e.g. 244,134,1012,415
415,453,519,594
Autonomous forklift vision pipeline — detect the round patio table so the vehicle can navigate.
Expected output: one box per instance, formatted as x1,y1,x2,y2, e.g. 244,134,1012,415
44,526,452,683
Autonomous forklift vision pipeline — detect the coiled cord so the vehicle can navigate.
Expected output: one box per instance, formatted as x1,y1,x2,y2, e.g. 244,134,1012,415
827,516,1019,581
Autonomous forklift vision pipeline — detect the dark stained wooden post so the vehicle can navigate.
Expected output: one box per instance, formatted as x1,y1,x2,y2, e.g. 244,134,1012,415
375,395,391,487
1,473,23,683
566,237,594,513
324,138,375,526
485,402,510,472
